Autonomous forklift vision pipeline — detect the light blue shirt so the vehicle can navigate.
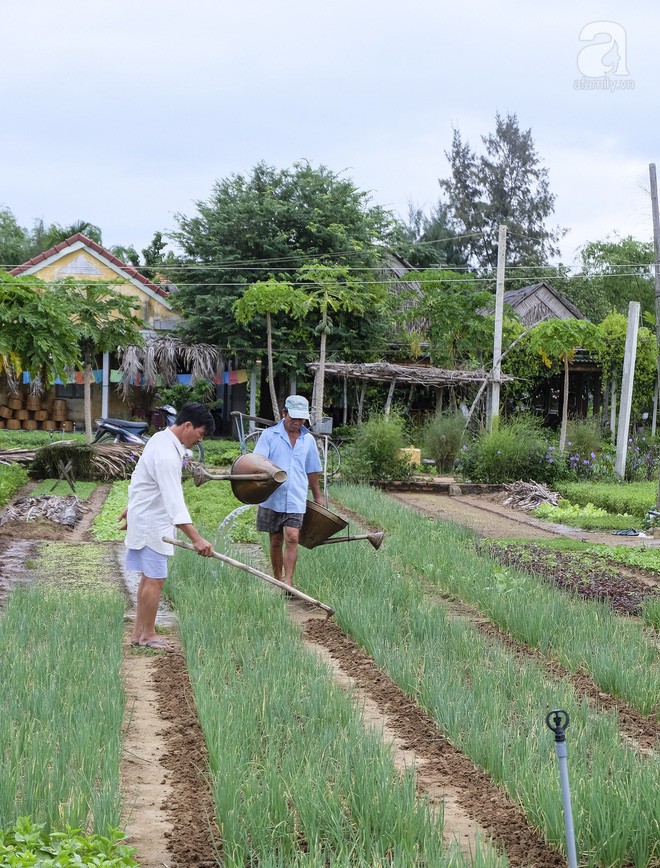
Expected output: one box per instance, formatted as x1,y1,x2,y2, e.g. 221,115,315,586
254,419,322,513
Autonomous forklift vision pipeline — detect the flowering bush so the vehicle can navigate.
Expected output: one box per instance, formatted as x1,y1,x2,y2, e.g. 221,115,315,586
457,419,559,484
564,443,615,480
625,431,660,481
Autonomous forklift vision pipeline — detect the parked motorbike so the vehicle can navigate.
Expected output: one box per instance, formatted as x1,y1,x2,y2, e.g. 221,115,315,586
93,404,205,461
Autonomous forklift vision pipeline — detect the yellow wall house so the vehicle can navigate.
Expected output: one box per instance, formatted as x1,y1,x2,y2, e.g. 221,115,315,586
8,232,181,427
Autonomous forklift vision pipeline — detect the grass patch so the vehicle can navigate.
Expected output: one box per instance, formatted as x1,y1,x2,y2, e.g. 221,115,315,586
555,480,656,520
91,477,258,544
0,463,29,507
30,479,97,499
533,499,639,531
91,480,129,541
0,431,86,449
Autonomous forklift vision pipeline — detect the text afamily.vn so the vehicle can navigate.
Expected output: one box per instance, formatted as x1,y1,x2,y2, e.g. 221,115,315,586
573,77,635,92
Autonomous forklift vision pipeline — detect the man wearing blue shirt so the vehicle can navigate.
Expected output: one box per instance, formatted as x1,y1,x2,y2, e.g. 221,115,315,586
254,395,323,589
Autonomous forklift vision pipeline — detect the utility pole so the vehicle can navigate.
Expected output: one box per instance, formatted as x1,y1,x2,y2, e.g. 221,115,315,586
650,164,660,505
488,225,507,432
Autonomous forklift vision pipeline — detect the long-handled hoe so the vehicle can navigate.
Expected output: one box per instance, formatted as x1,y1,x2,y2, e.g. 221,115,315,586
163,536,335,619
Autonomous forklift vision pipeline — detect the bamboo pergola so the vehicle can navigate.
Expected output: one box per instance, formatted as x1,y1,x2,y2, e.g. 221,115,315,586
307,361,514,388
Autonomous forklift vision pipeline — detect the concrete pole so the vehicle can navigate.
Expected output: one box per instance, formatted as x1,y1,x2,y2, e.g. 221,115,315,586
101,351,110,418
488,225,506,432
649,165,660,503
615,301,640,480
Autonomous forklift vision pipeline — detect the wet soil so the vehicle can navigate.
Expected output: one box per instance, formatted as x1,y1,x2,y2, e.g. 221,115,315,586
2,482,658,866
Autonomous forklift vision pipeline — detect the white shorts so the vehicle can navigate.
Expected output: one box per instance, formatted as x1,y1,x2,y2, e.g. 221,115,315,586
125,546,169,580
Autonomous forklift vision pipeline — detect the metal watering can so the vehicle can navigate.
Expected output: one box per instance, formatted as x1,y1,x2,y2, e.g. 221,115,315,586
298,501,384,550
193,452,287,504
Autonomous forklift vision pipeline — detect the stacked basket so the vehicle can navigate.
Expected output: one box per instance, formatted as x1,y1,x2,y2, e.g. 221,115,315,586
0,394,72,432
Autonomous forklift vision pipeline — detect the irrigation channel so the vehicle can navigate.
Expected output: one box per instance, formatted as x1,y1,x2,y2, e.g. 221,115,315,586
1,478,659,866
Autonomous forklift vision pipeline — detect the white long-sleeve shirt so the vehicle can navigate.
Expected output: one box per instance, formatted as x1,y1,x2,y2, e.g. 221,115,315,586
124,428,192,556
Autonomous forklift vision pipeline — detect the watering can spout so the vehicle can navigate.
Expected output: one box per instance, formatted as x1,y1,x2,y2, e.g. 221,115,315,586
192,453,287,504
298,502,385,550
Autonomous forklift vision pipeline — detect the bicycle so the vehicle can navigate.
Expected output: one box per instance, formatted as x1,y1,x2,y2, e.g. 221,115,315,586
230,411,341,477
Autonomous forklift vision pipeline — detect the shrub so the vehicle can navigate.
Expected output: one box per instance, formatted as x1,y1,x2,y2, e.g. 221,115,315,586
624,430,660,481
340,411,414,483
561,419,614,481
422,411,465,473
202,438,242,467
565,419,607,456
457,418,557,484
32,442,95,481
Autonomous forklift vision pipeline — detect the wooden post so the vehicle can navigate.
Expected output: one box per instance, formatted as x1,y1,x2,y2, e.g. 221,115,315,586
488,225,506,432
357,382,366,425
342,376,348,425
384,380,396,415
615,301,640,480
249,364,258,433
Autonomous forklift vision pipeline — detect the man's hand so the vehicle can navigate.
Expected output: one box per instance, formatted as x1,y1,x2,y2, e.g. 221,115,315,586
118,508,128,531
193,536,214,557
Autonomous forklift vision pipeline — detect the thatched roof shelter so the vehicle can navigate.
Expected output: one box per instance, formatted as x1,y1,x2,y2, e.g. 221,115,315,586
307,361,514,388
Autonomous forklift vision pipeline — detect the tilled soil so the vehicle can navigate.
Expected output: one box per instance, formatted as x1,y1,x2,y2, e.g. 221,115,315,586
2,482,659,866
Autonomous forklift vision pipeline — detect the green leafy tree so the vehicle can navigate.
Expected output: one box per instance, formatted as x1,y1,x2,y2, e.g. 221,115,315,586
528,319,595,452
440,113,565,271
26,219,103,258
564,235,654,322
169,161,397,369
1,209,107,270
110,231,179,281
297,264,383,423
57,279,144,441
401,269,494,367
233,278,310,420
0,272,80,389
396,202,468,269
0,207,29,270
589,312,657,422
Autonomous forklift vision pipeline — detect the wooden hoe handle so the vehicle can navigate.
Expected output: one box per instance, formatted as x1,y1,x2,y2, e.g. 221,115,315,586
163,536,335,618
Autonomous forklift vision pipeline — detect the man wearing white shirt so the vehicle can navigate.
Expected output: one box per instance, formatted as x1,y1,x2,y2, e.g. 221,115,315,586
120,402,214,651
254,395,322,589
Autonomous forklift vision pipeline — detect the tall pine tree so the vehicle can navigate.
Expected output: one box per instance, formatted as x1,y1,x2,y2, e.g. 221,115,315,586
440,113,565,271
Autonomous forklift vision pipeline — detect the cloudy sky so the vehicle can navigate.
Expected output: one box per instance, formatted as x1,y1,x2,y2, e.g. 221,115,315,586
1,1,657,267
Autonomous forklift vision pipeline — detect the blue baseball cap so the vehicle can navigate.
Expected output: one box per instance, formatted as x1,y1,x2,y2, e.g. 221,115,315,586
284,395,310,419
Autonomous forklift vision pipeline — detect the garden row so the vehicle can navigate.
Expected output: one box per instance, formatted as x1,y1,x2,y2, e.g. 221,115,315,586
296,485,660,866
151,480,660,865
2,462,660,865
0,470,506,866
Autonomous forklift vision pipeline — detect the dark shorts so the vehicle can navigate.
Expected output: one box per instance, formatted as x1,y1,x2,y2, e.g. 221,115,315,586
256,507,304,534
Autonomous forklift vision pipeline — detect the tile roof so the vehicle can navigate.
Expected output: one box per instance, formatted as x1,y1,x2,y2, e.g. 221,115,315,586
9,232,169,299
